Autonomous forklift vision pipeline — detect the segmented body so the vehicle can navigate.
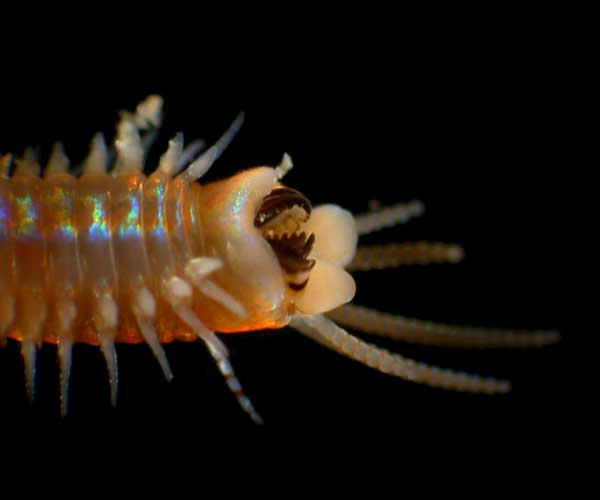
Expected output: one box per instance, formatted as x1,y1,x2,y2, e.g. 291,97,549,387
0,95,560,423
0,98,266,420
0,171,204,347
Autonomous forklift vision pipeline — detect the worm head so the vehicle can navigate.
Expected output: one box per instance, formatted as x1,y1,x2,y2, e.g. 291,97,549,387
197,167,357,332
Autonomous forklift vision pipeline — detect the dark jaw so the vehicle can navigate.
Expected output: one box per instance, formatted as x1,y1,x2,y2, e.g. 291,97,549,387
265,232,316,274
255,186,316,287
254,186,312,228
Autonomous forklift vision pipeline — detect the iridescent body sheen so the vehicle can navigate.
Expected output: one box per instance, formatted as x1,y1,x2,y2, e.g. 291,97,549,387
1,171,269,345
195,168,290,332
0,96,559,422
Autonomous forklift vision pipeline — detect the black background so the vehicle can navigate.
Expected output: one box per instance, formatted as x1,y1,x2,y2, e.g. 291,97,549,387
0,20,568,470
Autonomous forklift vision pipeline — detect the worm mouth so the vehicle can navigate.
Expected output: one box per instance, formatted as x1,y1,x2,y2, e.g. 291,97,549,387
255,186,316,290
254,186,312,228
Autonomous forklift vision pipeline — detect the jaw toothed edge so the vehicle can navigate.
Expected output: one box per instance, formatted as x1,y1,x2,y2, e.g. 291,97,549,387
254,184,359,316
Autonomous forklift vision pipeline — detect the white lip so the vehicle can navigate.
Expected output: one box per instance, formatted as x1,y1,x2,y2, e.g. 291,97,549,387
294,259,356,315
302,204,358,267
292,204,358,315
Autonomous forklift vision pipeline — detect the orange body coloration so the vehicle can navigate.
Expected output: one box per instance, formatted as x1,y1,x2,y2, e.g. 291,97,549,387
191,168,294,332
3,170,286,346
0,96,559,422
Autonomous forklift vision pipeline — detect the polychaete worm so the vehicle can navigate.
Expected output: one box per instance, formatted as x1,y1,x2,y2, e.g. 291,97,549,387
0,95,560,423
